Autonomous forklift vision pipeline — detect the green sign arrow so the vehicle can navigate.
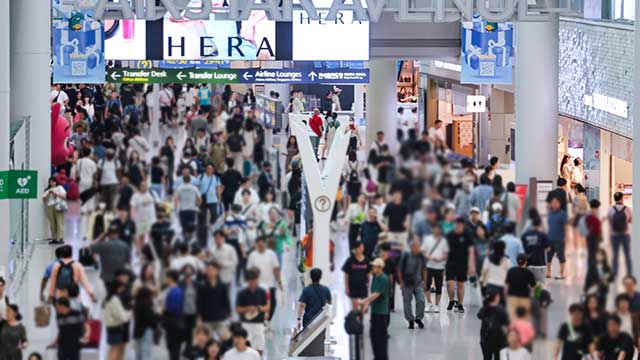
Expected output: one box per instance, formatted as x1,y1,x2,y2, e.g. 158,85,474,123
107,69,240,84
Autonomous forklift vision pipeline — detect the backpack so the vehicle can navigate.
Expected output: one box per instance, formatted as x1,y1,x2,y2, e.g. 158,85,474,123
79,247,96,267
612,206,628,233
480,310,504,340
344,310,364,335
227,133,244,152
56,260,77,290
66,179,80,200
348,163,359,184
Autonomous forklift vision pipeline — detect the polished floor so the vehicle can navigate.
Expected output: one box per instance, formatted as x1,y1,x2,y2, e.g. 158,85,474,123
11,124,615,359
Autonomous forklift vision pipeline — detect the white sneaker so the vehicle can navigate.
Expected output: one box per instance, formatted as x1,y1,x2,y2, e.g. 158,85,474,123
425,303,434,313
433,304,440,313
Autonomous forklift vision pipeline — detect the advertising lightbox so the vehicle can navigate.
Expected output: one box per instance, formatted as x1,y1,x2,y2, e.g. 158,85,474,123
104,19,147,60
292,10,369,61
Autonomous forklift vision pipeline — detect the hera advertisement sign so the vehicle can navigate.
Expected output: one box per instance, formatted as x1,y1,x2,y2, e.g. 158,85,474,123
460,16,515,84
52,0,105,83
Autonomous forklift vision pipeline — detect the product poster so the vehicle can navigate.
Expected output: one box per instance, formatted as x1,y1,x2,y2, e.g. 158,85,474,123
461,15,515,84
52,0,105,83
104,19,147,60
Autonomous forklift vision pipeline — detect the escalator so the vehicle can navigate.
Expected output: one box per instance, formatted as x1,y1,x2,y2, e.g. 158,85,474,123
288,305,334,357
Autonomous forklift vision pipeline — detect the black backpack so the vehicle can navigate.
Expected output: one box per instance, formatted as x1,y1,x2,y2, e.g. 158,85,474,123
348,163,359,184
56,260,76,290
79,247,96,268
227,133,244,152
612,206,628,233
344,310,364,335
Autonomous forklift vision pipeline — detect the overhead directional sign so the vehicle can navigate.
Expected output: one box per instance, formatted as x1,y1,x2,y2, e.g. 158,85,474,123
107,68,369,84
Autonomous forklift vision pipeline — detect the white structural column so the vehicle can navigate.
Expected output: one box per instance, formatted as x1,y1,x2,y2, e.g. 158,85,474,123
632,2,640,278
10,0,51,240
353,84,365,121
514,20,559,184
366,60,398,151
0,0,10,275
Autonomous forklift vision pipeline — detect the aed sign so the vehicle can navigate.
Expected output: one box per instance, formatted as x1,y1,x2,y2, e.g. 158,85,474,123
0,170,38,199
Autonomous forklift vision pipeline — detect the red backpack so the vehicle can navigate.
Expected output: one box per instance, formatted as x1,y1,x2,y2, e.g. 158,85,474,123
66,179,80,200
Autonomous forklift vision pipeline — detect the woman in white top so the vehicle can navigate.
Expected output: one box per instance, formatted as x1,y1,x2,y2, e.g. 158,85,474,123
421,223,449,312
104,281,132,360
256,190,280,225
130,182,156,248
481,240,511,304
42,176,67,243
499,329,531,360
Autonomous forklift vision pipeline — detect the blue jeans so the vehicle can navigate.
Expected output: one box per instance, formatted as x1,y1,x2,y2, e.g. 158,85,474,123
135,328,154,360
611,233,632,276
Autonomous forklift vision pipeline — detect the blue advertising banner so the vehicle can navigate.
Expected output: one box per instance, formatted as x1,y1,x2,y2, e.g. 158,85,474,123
52,0,105,83
461,16,515,84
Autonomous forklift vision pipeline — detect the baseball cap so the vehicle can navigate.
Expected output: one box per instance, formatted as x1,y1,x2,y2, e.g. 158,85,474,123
470,207,481,214
370,258,385,268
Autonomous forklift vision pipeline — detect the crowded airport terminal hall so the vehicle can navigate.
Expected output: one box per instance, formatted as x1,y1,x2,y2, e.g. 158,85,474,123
2,0,640,359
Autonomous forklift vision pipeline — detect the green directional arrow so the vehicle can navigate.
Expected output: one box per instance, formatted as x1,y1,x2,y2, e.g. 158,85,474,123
107,69,241,84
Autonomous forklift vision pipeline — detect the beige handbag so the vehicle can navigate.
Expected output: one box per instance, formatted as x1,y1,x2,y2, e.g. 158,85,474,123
34,303,51,327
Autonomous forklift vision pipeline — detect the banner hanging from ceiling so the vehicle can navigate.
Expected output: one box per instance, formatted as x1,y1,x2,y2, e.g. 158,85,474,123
460,15,515,84
52,0,105,83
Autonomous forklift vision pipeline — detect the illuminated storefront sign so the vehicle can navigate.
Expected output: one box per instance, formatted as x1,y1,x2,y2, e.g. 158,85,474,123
64,0,576,23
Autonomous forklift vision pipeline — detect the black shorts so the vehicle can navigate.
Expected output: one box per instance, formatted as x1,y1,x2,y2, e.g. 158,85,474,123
349,287,368,299
446,263,468,282
107,323,130,345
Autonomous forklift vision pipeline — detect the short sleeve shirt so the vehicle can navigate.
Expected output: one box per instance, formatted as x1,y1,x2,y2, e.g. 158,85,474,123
298,284,331,325
341,256,370,292
370,273,390,315
446,231,474,266
557,322,593,360
236,287,268,323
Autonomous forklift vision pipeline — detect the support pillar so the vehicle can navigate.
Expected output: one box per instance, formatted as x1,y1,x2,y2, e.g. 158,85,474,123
632,2,640,278
0,0,10,276
353,84,365,121
514,20,559,184
10,0,51,241
366,60,398,151
478,85,491,166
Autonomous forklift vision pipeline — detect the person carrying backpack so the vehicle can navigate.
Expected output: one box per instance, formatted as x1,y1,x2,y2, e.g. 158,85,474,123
478,289,508,359
47,245,96,303
608,192,633,277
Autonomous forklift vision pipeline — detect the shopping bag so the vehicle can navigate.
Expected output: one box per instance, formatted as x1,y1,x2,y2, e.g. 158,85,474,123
34,304,51,327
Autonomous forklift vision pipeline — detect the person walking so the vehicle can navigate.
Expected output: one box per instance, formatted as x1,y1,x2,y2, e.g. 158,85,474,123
421,223,448,312
478,290,508,360
360,258,390,360
50,298,86,360
609,192,633,278
197,262,231,340
546,197,568,280
174,174,202,231
505,254,537,320
297,268,332,328
0,303,28,360
398,241,427,329
133,287,158,360
104,281,132,360
235,268,269,356
162,270,184,360
445,218,476,313
480,241,510,304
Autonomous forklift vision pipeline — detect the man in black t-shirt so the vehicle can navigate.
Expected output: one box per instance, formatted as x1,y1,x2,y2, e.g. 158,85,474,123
235,268,269,355
505,254,537,320
520,217,550,284
546,178,569,211
383,190,409,249
555,303,595,360
445,218,475,313
375,144,395,197
52,297,86,360
598,315,635,360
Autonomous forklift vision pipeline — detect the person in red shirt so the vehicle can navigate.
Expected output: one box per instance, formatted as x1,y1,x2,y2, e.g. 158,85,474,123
584,199,602,265
309,108,324,138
